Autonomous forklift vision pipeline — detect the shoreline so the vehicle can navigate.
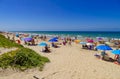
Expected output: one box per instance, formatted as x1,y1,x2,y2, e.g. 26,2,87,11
9,31,120,39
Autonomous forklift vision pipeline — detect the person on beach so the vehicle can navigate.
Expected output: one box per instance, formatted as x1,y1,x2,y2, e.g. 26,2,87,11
100,50,114,62
101,50,108,60
114,54,119,60
68,40,72,46
31,38,35,45
114,48,119,60
114,55,120,65
16,38,21,44
51,42,58,48
44,45,51,53
63,41,66,45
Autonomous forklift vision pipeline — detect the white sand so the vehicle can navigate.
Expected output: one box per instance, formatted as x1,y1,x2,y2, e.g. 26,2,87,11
0,35,120,79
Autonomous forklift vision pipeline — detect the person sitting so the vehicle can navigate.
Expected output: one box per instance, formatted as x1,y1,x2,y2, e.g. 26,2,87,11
89,45,92,50
84,44,88,49
114,55,119,60
51,42,58,48
101,50,107,59
101,50,114,62
44,45,51,53
82,45,85,49
63,41,66,45
114,55,120,65
16,38,21,44
31,38,35,45
94,47,98,51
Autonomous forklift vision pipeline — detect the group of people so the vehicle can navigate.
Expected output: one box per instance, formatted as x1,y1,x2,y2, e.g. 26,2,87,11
82,44,95,50
4,32,120,66
94,50,120,65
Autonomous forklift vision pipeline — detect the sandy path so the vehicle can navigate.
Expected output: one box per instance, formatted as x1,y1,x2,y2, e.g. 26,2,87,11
0,47,17,55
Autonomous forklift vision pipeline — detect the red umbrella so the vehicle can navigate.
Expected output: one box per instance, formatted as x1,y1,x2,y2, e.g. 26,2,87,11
87,39,94,43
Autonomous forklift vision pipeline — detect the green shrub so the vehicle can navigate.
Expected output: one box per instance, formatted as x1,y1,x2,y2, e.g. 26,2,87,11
0,34,50,71
0,48,50,71
0,34,23,48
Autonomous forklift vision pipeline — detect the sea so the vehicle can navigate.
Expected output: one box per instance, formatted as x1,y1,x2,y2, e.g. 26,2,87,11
12,31,120,39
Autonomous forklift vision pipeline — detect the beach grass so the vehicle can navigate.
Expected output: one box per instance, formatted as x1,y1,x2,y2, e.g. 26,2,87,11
0,34,50,71
0,34,23,48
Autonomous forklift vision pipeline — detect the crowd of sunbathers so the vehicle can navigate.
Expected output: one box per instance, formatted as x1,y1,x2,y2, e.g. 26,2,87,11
94,50,120,65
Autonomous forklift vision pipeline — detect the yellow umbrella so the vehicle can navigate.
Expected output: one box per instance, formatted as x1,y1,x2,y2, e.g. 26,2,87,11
74,40,81,44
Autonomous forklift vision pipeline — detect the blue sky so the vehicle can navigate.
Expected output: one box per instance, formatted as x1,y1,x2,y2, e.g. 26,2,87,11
0,0,120,31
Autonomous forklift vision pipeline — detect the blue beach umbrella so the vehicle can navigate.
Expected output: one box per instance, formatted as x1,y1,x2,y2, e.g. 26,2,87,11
16,34,19,37
38,42,47,46
52,37,58,40
48,38,58,42
80,42,87,45
96,44,112,50
111,50,120,55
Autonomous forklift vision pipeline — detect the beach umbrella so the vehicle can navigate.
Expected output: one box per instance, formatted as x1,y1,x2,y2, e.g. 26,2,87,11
24,37,33,42
96,44,112,50
48,38,58,42
97,37,103,41
111,50,120,55
52,37,58,40
16,34,19,37
74,39,80,43
38,42,47,46
80,42,87,45
87,39,94,43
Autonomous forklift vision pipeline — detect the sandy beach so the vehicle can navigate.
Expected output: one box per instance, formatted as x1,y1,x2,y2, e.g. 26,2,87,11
0,0,120,78
0,34,120,79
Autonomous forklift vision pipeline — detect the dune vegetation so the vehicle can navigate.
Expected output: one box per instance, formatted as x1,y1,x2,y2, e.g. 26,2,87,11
0,34,23,48
0,34,50,71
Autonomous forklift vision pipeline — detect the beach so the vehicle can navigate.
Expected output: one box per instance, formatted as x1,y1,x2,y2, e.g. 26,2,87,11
0,32,120,79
